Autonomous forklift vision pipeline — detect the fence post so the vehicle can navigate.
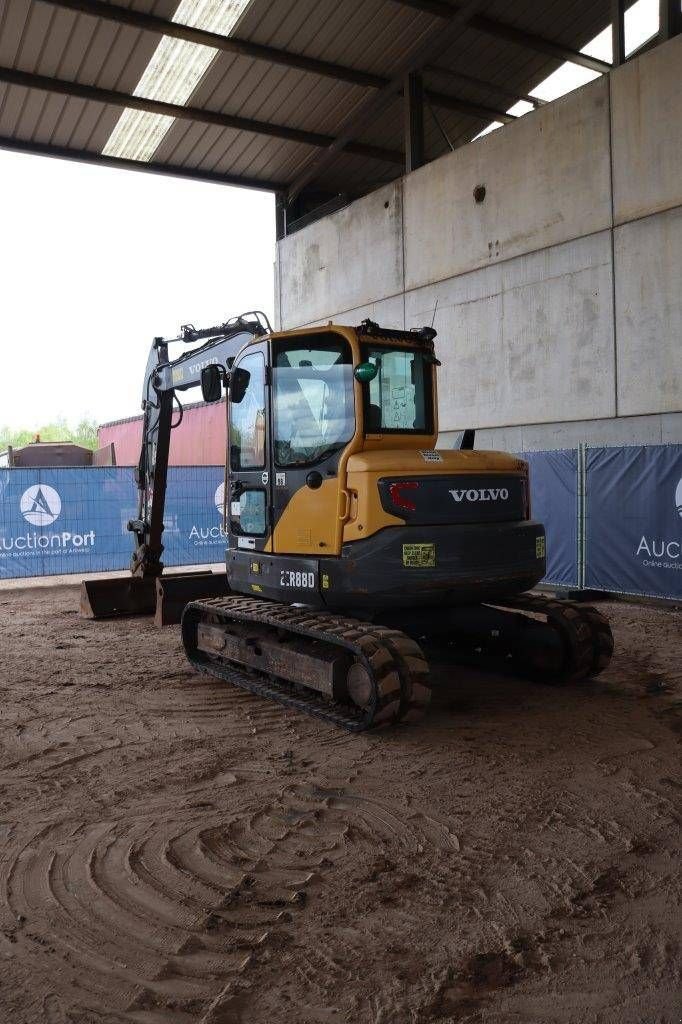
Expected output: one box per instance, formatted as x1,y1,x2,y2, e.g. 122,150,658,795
578,443,587,590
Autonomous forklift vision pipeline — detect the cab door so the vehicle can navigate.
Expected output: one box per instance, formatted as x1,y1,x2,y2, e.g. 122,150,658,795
228,341,272,553
270,332,355,556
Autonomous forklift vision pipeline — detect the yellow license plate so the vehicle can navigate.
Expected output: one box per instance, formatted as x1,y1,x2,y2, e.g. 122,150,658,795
403,543,435,568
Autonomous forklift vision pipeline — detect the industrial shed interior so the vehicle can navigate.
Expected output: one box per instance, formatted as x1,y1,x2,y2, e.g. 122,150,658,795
4,0,678,452
1,1,681,1023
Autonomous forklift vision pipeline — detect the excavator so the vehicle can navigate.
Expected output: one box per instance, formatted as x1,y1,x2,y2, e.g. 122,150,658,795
81,312,613,730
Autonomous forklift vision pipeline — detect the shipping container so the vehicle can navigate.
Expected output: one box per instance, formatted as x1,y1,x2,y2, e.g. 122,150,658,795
99,399,226,466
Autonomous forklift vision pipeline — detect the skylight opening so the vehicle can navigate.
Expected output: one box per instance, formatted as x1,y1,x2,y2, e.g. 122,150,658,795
472,0,661,142
103,0,254,163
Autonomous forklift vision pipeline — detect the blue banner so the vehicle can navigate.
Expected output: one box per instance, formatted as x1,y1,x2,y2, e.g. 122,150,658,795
163,467,229,567
585,445,682,599
523,449,580,587
0,467,229,579
2,451,680,597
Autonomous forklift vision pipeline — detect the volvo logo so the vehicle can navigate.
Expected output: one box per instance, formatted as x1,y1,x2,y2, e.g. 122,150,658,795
20,485,62,526
449,487,509,503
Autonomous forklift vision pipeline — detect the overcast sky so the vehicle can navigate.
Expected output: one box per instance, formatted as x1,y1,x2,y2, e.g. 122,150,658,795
0,151,275,430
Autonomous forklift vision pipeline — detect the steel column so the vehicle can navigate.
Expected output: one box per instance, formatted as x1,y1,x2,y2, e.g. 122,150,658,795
404,71,425,172
660,0,682,38
275,195,288,240
287,0,486,202
612,0,626,65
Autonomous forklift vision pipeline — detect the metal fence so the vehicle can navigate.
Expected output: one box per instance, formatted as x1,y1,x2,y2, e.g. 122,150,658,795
1,447,680,599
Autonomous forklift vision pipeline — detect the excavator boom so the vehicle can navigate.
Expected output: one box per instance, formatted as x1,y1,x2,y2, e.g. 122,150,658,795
80,312,270,619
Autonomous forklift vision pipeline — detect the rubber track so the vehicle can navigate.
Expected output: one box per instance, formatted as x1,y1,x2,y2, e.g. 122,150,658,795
493,593,614,683
182,596,431,732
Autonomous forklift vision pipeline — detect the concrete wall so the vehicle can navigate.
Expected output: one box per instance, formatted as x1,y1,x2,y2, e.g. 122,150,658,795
274,35,682,451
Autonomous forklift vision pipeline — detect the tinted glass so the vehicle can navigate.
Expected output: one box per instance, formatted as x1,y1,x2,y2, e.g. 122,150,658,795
229,351,266,470
274,339,354,466
363,346,430,433
238,490,266,534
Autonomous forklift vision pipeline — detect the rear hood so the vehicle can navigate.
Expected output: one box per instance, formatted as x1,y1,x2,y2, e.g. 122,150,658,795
346,448,527,475
346,449,528,526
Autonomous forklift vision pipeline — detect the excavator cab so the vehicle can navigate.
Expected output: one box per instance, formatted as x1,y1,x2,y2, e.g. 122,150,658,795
210,321,544,613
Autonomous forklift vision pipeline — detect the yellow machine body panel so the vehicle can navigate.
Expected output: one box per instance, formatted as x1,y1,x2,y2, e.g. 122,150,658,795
240,322,531,558
265,477,341,555
343,449,528,545
261,323,442,558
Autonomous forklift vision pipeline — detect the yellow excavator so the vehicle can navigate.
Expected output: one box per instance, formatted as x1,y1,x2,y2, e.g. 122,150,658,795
81,312,613,730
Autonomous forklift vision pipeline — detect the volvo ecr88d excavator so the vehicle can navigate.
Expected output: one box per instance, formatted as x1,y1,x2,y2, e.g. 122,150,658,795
81,312,613,731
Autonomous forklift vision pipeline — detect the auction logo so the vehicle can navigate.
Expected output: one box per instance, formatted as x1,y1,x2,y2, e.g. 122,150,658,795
676,477,682,519
187,483,228,546
20,485,62,527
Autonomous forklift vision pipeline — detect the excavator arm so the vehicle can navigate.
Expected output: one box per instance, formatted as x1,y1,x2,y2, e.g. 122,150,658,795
80,312,270,619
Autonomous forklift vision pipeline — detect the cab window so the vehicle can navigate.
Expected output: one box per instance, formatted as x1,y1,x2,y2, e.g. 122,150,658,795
229,351,266,470
362,345,432,433
274,337,354,466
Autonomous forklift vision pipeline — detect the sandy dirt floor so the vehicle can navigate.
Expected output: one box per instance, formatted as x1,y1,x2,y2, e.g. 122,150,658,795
0,585,680,1024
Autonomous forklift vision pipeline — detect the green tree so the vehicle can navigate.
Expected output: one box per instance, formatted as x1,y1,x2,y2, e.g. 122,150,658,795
0,417,100,451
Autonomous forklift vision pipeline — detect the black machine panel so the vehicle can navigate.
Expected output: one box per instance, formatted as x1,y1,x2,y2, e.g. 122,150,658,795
378,474,527,525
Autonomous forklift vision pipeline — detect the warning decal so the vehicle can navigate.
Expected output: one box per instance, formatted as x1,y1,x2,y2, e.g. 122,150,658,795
402,543,436,567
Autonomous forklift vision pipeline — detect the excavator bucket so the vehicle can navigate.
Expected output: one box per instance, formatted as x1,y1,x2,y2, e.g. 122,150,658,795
154,572,228,626
80,576,156,619
80,570,228,623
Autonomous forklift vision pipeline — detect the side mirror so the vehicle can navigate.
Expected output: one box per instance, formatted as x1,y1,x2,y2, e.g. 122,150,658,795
354,361,378,383
230,366,251,404
200,364,222,403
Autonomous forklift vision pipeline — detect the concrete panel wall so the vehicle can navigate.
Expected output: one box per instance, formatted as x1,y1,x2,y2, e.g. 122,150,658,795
615,204,682,416
611,35,682,223
277,181,403,329
442,412,682,453
300,294,405,332
405,232,615,430
275,34,682,447
403,78,611,290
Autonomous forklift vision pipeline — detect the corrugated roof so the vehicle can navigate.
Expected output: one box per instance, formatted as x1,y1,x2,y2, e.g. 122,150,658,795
0,0,620,203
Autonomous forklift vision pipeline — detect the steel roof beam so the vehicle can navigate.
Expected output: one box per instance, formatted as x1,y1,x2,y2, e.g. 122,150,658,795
38,0,516,124
286,0,489,202
37,0,388,90
426,65,547,107
0,67,404,165
392,1,612,73
471,15,612,73
427,89,514,122
0,134,282,191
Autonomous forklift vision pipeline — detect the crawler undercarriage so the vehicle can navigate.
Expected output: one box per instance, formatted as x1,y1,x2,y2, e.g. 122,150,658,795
182,594,613,731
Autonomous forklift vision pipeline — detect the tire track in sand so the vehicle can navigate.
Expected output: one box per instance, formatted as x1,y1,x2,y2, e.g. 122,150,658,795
1,790,349,1021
